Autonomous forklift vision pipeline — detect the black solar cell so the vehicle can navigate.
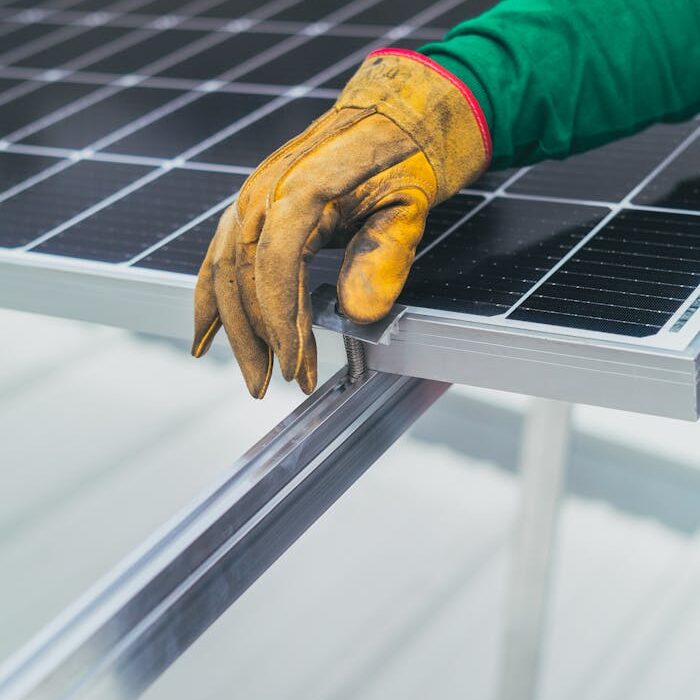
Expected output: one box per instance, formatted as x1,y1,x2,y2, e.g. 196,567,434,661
237,34,370,86
34,168,237,262
508,123,697,203
0,22,59,54
2,0,46,7
135,210,225,275
0,77,20,94
135,187,244,273
418,193,484,248
20,86,185,149
0,82,97,139
509,209,700,336
194,96,333,167
71,0,132,10
424,0,501,28
0,160,150,248
399,199,608,316
195,0,269,18
134,0,197,13
10,26,131,69
471,168,519,192
349,0,437,25
0,152,61,194
103,91,271,158
633,137,700,212
155,32,283,81
84,30,210,75
271,0,354,22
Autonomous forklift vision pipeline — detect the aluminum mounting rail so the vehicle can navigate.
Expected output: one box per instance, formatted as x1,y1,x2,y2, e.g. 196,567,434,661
0,368,449,700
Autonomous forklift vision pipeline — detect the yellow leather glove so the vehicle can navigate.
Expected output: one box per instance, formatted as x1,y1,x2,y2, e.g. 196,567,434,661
192,49,491,398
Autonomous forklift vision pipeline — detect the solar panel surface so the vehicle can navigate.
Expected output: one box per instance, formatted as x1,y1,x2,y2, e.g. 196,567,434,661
0,0,699,351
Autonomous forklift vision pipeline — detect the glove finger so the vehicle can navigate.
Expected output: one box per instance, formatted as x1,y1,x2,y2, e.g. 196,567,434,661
211,206,273,398
294,253,321,394
296,327,317,395
235,208,273,349
192,242,222,358
338,189,429,324
255,198,336,383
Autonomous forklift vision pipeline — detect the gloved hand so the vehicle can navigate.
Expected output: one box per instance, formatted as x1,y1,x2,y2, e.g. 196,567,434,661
192,49,491,398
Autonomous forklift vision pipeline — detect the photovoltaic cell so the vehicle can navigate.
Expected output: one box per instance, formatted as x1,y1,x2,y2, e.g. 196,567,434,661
509,210,700,336
70,0,132,10
0,160,151,248
103,92,271,158
399,199,608,315
237,35,370,86
83,30,210,75
425,0,501,28
34,168,239,262
349,0,439,25
471,168,520,192
134,0,197,13
155,33,283,81
0,82,99,139
135,210,225,275
633,136,700,211
20,87,185,149
0,77,20,94
507,123,697,202
270,0,355,22
135,182,245,274
1,0,44,6
0,22,59,54
194,97,334,167
0,152,61,194
10,26,131,69
418,193,484,248
195,0,269,18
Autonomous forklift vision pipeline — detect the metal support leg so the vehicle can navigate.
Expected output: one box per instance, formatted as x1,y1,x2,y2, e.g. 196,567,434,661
498,398,573,700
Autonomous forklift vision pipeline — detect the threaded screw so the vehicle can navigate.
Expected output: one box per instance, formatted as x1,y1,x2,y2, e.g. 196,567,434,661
343,335,367,382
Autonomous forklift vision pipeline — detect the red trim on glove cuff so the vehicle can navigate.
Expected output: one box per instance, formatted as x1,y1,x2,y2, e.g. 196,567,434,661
368,47,492,163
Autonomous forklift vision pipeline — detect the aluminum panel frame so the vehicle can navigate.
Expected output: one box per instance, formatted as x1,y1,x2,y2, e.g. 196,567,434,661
1,253,698,419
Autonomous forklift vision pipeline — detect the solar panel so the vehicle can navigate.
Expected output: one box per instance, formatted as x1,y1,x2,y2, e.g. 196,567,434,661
0,0,699,418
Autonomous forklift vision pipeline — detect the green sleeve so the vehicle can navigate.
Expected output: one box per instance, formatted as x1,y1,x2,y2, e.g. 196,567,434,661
419,0,700,169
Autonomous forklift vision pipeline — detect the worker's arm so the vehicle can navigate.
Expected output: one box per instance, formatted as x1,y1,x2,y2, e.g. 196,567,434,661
193,0,700,398
421,0,700,168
